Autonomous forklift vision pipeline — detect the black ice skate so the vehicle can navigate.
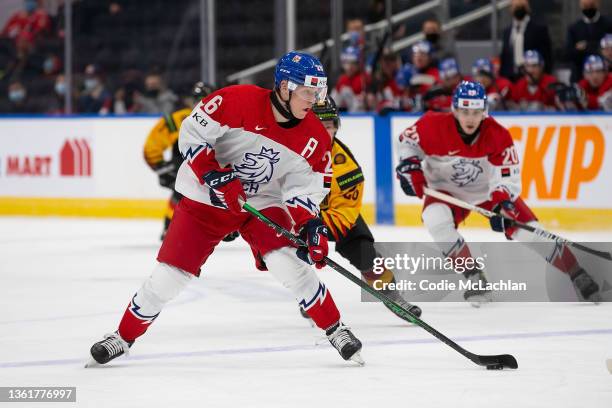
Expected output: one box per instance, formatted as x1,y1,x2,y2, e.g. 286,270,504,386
381,288,422,320
86,331,133,367
326,322,364,365
571,268,601,302
463,268,492,307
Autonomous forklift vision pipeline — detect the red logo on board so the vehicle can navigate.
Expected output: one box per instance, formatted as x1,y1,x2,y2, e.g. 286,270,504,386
60,139,92,176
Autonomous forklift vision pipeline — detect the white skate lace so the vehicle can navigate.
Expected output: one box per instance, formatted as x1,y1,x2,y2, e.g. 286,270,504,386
100,333,130,357
327,325,354,351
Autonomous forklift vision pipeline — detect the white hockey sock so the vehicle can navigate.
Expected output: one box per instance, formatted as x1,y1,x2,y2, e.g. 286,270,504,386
422,202,467,256
263,247,323,305
129,262,193,321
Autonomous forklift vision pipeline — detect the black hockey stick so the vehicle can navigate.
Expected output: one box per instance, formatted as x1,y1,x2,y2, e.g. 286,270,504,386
424,187,612,262
242,201,518,370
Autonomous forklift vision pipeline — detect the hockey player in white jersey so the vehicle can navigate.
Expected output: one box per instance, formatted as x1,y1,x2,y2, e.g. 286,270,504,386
396,81,600,305
87,51,363,366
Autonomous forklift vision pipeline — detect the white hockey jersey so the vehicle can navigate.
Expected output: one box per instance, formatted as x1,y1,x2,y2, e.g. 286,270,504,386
397,111,521,205
175,85,333,228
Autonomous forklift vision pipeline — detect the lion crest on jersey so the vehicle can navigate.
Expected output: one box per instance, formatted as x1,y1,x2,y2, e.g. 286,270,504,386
234,146,280,184
450,159,483,187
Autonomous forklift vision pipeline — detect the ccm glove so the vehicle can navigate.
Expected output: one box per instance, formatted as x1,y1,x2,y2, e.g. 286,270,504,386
203,168,246,214
488,188,519,235
296,218,329,269
154,161,178,189
396,156,426,198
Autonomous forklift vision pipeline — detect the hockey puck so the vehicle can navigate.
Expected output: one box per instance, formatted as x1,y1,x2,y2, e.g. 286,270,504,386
486,364,504,370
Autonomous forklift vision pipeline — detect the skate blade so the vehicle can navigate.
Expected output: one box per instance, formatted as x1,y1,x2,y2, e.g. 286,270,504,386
84,357,100,368
587,293,602,304
575,290,602,304
349,352,365,366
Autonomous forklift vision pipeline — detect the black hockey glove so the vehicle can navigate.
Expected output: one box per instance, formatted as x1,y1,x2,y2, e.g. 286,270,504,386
489,204,516,233
154,161,178,189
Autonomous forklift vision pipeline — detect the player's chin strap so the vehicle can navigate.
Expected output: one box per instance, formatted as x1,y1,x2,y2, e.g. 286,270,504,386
271,88,298,121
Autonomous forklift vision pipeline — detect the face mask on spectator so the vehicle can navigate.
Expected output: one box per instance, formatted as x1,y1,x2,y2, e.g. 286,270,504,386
43,58,56,75
348,31,361,46
513,6,528,20
425,33,440,45
24,0,37,13
582,7,598,20
9,89,26,102
84,78,99,91
55,82,66,95
145,88,160,98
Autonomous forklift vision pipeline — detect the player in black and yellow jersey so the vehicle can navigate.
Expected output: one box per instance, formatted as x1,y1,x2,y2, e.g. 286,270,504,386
312,97,423,320
143,82,225,239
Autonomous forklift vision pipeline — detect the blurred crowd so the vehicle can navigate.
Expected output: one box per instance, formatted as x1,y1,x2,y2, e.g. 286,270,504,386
1,0,611,115
332,0,612,113
0,0,189,115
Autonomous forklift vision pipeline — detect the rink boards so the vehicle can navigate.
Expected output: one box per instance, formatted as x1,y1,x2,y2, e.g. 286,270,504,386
0,112,610,229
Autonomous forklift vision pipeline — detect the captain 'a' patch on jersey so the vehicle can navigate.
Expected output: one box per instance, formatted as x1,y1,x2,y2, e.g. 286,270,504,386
175,84,333,214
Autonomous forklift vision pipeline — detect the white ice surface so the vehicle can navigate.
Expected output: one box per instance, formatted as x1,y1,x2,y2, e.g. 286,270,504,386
0,217,611,408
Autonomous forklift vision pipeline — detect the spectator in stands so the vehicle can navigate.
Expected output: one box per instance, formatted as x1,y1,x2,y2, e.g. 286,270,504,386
1,0,51,57
499,0,552,81
366,51,401,114
395,62,417,111
77,64,112,115
46,73,67,114
345,18,368,61
422,58,463,112
346,18,365,44
566,0,612,82
113,70,144,114
54,74,66,96
510,50,557,111
421,17,449,63
472,58,513,111
42,53,61,77
410,40,439,100
135,72,178,114
331,46,370,112
577,55,612,110
5,80,37,113
599,33,612,70
113,87,132,115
